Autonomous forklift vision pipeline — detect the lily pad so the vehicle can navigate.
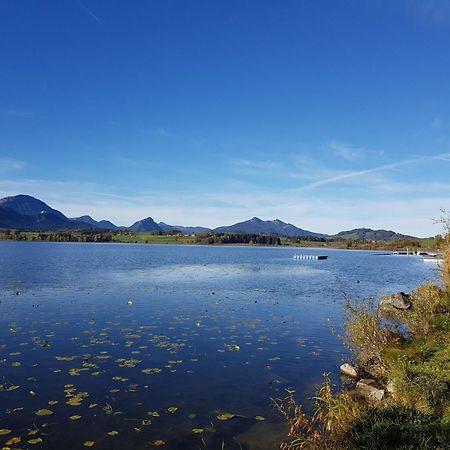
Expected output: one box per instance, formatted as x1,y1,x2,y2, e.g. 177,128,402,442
142,368,162,374
217,412,236,420
35,409,54,416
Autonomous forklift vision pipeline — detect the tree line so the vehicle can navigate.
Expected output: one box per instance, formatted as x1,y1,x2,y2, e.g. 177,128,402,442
196,233,281,245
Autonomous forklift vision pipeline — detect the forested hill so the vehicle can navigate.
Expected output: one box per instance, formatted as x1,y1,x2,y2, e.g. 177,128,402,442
333,228,418,242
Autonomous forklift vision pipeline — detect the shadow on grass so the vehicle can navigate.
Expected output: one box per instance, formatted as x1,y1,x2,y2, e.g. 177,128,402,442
347,405,449,450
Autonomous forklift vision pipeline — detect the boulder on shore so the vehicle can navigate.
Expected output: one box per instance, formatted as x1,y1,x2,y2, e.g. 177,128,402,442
340,363,358,378
380,292,411,311
356,380,385,403
386,380,396,395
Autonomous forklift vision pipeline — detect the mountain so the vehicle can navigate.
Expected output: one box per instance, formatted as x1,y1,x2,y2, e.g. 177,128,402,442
72,215,118,230
214,217,324,237
0,194,66,220
0,207,37,229
158,222,211,234
333,228,418,242
128,216,161,232
0,195,92,231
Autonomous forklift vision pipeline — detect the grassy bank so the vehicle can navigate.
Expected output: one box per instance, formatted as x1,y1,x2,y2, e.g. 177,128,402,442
275,226,450,448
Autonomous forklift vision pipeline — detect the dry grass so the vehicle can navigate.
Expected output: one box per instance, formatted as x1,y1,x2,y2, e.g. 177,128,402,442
275,219,450,449
436,210,450,291
344,301,404,380
443,234,450,290
273,381,365,450
407,284,449,335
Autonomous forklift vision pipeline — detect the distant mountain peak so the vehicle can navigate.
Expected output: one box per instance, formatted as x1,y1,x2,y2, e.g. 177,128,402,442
333,228,417,242
158,222,212,234
215,217,324,238
0,194,60,217
71,215,118,230
129,216,160,232
0,194,95,231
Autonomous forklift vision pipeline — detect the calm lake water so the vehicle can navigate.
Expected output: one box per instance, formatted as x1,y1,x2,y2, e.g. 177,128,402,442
0,242,439,449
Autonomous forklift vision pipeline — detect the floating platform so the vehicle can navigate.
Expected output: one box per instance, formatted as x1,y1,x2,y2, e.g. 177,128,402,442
423,257,444,264
293,254,328,260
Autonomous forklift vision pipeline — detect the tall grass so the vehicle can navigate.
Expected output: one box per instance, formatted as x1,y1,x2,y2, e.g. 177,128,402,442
344,300,404,380
275,216,450,449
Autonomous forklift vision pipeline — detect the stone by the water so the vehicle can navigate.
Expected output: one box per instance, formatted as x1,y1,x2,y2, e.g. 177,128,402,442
340,363,358,378
380,292,411,311
386,380,396,395
356,381,385,402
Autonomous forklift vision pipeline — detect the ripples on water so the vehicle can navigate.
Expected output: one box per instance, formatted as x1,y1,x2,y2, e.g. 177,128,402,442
0,242,439,449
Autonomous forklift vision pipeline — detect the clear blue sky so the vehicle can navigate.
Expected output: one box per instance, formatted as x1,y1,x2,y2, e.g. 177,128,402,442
1,0,450,236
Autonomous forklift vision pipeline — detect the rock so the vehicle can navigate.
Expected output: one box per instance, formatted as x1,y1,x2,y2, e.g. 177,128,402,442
358,378,376,386
386,380,396,395
380,292,411,311
356,381,385,402
340,363,358,378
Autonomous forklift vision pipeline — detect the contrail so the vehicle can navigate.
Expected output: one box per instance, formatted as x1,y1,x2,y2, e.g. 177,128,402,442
78,1,102,24
301,152,450,190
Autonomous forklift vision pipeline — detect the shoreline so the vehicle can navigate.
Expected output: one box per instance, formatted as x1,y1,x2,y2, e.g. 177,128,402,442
0,231,439,253
0,237,433,253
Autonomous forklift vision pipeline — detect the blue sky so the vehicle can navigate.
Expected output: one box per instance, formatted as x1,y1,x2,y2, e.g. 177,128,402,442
1,0,450,236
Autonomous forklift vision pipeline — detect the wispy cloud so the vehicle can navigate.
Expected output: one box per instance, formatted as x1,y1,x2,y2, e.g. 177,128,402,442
153,127,174,137
0,158,26,171
431,152,450,161
227,158,283,171
409,0,450,23
327,141,369,162
0,110,33,117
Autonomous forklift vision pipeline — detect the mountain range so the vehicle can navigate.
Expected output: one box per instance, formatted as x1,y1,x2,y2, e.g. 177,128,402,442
0,194,423,241
71,215,119,231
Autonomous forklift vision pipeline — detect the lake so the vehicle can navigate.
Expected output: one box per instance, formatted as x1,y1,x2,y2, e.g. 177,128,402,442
0,242,439,449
